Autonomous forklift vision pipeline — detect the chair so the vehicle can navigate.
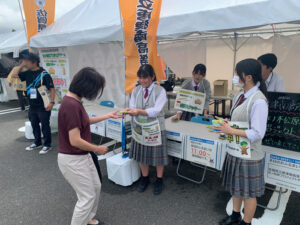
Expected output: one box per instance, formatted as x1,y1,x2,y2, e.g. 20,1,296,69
176,115,215,184
100,100,114,108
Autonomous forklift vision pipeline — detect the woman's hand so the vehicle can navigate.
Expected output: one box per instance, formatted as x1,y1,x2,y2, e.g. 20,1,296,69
171,113,181,121
107,110,123,119
94,146,108,155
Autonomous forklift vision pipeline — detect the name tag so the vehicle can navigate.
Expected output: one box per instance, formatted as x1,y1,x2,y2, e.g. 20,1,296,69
30,88,37,99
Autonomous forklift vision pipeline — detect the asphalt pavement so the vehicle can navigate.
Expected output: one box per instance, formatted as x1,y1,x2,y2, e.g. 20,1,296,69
0,101,299,225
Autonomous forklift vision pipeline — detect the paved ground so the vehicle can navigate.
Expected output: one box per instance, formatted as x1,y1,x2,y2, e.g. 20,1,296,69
0,101,299,225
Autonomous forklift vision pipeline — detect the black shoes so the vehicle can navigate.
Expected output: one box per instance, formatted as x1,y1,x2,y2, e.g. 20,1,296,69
153,178,163,195
137,176,149,193
219,215,242,225
137,176,164,195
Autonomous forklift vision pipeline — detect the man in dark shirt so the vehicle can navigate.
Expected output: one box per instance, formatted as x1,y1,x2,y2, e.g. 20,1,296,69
13,53,55,154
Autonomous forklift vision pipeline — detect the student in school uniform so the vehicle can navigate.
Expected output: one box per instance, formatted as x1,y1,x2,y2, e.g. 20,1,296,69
126,64,168,195
172,64,212,121
257,53,285,92
215,59,268,225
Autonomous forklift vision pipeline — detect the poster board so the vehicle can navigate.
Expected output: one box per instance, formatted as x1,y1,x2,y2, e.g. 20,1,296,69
106,118,123,142
166,130,184,158
186,136,222,169
225,121,251,159
264,152,300,192
174,89,206,114
39,48,70,102
262,92,300,152
89,113,106,136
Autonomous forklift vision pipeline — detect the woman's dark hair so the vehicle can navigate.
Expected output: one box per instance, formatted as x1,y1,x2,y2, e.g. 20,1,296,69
137,64,156,81
69,67,105,100
257,53,277,69
23,52,40,66
235,58,268,98
193,64,206,76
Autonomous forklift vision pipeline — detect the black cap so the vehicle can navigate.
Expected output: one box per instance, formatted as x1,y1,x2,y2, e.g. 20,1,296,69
22,52,40,65
19,49,29,60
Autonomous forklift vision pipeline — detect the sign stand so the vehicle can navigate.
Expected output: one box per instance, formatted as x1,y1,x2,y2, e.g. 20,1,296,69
257,187,288,211
176,159,207,184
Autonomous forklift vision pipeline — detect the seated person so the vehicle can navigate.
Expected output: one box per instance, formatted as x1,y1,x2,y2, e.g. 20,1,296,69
172,64,212,121
257,53,285,92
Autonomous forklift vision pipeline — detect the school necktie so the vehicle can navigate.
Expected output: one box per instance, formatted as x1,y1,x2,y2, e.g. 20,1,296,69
236,94,245,107
194,86,198,91
144,88,149,99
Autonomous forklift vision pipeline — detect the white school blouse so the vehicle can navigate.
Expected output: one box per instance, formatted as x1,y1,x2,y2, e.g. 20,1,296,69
232,85,269,143
266,72,285,92
129,82,167,118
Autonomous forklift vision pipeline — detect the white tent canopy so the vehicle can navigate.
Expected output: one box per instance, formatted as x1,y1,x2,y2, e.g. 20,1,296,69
0,30,28,55
30,0,123,47
30,0,300,47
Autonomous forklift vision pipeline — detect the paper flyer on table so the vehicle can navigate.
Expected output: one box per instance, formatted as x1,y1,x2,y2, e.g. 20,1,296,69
166,131,184,158
174,89,206,114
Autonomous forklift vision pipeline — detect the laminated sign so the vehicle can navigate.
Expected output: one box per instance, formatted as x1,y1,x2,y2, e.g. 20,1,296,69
132,118,161,146
174,89,206,114
226,121,251,159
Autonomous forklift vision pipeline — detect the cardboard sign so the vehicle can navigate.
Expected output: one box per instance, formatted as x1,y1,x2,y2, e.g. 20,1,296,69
265,153,300,192
186,136,219,169
262,92,300,152
226,121,251,159
132,118,161,146
166,131,184,158
106,119,123,142
174,89,206,114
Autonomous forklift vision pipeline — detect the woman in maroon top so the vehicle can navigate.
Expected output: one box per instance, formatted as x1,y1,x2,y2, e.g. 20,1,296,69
58,67,122,225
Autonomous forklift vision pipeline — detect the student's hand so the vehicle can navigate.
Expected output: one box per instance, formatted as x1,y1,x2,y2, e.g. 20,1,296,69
204,113,214,118
171,113,181,121
215,116,229,123
45,103,54,111
94,146,108,155
127,109,139,116
107,110,123,119
214,122,233,134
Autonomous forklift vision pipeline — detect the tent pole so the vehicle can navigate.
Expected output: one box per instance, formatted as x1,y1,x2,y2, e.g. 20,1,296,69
17,0,29,47
232,32,238,90
117,0,127,109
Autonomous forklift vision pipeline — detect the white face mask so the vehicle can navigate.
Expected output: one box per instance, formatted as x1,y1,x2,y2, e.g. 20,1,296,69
232,75,244,88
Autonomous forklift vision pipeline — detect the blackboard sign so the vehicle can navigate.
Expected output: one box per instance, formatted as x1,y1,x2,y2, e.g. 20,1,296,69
262,92,300,152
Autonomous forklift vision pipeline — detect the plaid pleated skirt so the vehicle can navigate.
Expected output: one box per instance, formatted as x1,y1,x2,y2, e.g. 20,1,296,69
221,154,265,199
129,131,168,166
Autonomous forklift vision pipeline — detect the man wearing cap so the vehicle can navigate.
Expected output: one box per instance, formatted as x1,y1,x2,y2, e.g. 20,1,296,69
12,52,55,154
7,50,28,111
257,53,285,92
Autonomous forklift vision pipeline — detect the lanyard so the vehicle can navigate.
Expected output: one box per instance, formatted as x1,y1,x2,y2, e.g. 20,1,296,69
26,71,46,95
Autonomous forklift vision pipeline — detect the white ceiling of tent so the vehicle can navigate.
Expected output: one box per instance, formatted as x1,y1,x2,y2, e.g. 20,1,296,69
18,0,300,48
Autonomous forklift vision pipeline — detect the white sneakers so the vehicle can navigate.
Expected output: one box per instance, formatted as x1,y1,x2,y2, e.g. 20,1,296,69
25,143,41,151
25,144,52,154
39,146,52,155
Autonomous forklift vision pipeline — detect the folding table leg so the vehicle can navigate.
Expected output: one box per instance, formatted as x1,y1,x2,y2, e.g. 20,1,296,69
176,159,207,184
257,187,287,211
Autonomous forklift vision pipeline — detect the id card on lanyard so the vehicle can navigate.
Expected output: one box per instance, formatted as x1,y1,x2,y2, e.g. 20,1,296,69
30,88,37,99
